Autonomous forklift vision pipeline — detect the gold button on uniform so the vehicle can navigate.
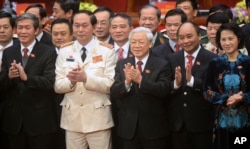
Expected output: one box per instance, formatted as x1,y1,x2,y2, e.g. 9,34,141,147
183,103,187,107
184,92,187,95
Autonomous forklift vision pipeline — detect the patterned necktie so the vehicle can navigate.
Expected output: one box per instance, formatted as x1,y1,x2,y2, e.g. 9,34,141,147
187,55,194,69
118,48,124,61
175,44,180,52
137,61,143,73
81,47,87,62
23,48,29,59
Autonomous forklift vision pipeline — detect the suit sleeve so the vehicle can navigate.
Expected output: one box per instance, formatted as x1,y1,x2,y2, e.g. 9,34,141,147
54,49,74,93
110,61,130,99
25,49,57,90
139,61,171,98
85,48,116,94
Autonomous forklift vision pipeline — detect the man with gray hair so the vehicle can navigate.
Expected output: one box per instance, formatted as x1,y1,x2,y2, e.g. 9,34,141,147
0,13,58,149
110,27,171,149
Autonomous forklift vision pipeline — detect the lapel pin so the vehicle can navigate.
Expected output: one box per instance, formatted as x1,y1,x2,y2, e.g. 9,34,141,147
196,61,200,65
30,54,35,58
145,69,151,73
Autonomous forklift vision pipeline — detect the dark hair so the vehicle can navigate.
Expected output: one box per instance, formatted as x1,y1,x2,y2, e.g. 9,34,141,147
139,4,161,20
51,18,73,34
15,13,39,30
54,0,80,14
0,11,15,28
164,9,187,24
246,0,250,8
177,21,200,36
25,3,47,19
110,13,133,27
72,10,97,26
0,7,17,19
216,23,244,50
176,0,198,10
206,12,230,26
93,6,114,19
208,4,233,20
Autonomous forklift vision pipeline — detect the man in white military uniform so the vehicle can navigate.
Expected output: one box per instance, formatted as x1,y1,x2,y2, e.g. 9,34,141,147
54,10,116,149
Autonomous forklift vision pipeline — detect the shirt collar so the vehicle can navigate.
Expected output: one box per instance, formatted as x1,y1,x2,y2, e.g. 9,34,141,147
135,53,149,67
169,39,177,50
152,32,158,45
184,45,201,59
76,37,96,53
21,39,36,53
0,39,13,50
114,41,129,53
36,31,43,41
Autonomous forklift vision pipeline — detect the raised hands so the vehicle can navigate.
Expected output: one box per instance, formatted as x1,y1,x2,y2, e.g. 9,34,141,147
123,63,142,85
66,65,87,85
8,60,27,81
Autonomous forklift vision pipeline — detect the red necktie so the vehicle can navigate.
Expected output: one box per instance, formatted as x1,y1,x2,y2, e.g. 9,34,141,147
23,48,29,59
187,55,194,69
137,61,143,73
118,48,124,61
175,44,180,52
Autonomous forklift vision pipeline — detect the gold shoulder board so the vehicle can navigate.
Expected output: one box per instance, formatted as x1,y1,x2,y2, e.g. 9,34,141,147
60,41,74,48
99,41,114,49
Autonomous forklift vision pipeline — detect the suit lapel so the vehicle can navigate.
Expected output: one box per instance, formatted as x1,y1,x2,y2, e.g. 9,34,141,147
25,42,40,69
143,55,154,76
192,48,205,75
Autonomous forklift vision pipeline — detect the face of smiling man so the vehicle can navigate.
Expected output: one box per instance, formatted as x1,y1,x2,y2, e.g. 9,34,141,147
16,19,39,47
130,31,152,60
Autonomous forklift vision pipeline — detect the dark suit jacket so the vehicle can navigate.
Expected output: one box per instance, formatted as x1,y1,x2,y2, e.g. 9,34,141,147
242,22,250,54
40,31,53,47
167,47,217,133
153,32,165,48
110,54,171,139
151,41,175,60
0,41,58,136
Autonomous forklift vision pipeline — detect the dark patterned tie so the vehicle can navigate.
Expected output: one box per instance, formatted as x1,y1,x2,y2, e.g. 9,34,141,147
137,61,143,73
175,44,180,52
23,48,29,59
118,47,124,61
81,47,87,62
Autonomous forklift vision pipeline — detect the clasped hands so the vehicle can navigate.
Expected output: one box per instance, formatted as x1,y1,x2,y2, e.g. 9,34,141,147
8,60,27,81
175,63,192,86
66,65,87,85
123,63,142,85
227,91,243,106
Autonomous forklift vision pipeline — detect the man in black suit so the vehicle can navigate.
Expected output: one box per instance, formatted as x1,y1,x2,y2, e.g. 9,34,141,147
138,4,165,48
0,11,19,149
242,0,250,54
93,6,114,44
109,13,134,149
50,18,74,149
152,9,187,60
0,13,58,149
167,21,217,149
110,27,171,149
25,3,53,47
110,13,134,61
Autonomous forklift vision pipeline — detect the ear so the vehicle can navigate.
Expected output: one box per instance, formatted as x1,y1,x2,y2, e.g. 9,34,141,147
193,9,198,18
41,17,47,26
66,9,73,20
34,27,39,36
158,18,162,26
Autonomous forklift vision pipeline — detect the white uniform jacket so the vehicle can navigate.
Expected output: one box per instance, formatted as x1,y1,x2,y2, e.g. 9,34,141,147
54,39,116,133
